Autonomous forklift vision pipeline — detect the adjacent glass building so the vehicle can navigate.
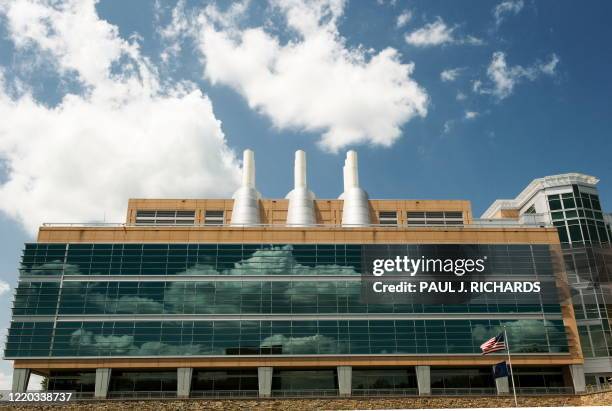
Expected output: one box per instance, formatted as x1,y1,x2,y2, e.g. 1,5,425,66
483,173,612,388
4,169,600,398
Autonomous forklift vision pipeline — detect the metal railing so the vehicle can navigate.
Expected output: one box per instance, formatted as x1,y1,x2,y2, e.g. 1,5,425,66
271,389,339,398
514,386,574,395
107,391,177,399
585,382,612,394
431,387,497,396
41,220,551,229
352,388,418,396
72,392,95,399
190,390,258,398
11,386,586,401
518,213,550,226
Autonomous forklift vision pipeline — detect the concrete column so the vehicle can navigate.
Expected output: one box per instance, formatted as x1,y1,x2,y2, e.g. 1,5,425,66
11,368,31,392
495,376,510,395
258,367,273,397
177,367,193,398
337,366,352,396
569,364,586,393
416,365,431,396
94,368,111,399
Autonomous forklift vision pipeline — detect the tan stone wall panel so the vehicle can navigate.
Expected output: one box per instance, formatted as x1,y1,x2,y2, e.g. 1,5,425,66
38,226,561,244
15,354,581,373
125,198,474,226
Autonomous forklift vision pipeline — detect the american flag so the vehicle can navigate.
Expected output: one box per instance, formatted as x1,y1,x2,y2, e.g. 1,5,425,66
480,333,506,354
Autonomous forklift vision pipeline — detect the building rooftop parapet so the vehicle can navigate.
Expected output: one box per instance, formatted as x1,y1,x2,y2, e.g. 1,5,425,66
40,220,552,229
481,173,599,218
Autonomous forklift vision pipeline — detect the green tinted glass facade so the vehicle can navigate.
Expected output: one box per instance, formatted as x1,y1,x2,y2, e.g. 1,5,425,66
549,185,610,245
6,319,568,357
6,242,569,358
563,245,612,358
14,281,561,316
19,243,363,277
19,243,564,277
545,184,612,373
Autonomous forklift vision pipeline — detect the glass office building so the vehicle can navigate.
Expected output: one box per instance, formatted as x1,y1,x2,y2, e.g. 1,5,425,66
4,161,597,398
9,243,569,357
483,173,612,388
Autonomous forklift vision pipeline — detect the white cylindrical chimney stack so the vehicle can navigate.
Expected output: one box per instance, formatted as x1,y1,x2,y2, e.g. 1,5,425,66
342,163,349,193
340,150,370,226
231,149,261,226
346,150,359,188
242,149,255,188
294,150,306,189
286,150,316,226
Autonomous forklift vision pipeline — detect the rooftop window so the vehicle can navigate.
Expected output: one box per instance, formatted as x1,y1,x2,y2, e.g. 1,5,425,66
135,210,195,226
406,211,463,226
204,210,225,226
378,211,397,225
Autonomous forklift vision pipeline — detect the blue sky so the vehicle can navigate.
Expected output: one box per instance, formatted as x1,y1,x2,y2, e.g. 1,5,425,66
0,0,611,387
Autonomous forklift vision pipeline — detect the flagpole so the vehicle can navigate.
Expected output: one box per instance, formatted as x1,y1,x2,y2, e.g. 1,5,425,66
503,326,518,407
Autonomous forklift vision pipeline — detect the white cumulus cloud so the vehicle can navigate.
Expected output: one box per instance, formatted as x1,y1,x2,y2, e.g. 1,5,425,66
440,67,463,82
494,0,524,26
396,10,412,28
0,280,10,295
405,17,483,47
0,0,242,234
540,54,560,75
260,334,343,354
176,0,428,152
443,120,454,134
0,370,11,390
464,111,479,120
476,51,559,99
405,18,453,47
